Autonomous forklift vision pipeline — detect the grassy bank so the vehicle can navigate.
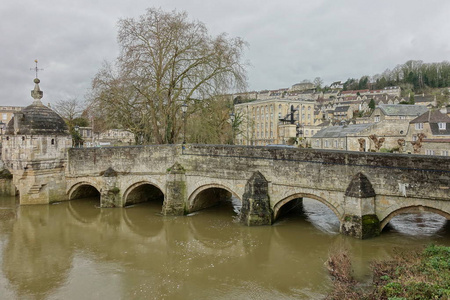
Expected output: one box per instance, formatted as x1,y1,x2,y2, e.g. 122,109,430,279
326,244,450,299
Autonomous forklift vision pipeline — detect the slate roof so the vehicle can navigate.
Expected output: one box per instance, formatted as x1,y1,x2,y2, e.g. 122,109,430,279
334,106,350,112
378,104,428,116
313,123,373,138
414,95,435,103
410,110,450,124
5,78,68,135
6,101,68,135
430,123,450,136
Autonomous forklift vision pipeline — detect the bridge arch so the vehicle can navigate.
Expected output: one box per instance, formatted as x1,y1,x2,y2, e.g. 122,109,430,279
188,183,242,213
68,181,101,200
273,193,342,222
123,181,165,207
380,205,450,231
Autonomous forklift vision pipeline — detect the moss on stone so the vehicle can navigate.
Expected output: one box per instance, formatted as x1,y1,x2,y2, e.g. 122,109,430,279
0,169,13,179
361,214,380,239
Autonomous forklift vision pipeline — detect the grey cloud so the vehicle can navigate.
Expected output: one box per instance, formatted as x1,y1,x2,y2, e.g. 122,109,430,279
2,0,450,106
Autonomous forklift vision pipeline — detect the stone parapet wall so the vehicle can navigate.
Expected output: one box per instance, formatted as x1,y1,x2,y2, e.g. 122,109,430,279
67,145,179,176
181,145,450,202
68,144,450,203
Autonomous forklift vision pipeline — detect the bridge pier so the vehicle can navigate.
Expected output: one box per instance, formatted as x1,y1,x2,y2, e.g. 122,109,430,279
240,171,272,226
162,163,187,215
340,173,380,239
101,167,122,207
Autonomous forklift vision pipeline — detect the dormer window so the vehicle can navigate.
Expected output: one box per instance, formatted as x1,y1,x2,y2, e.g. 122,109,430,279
374,115,380,122
415,123,423,130
438,122,446,130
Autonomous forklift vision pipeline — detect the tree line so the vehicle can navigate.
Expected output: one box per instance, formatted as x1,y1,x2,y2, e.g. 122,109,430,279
341,60,450,93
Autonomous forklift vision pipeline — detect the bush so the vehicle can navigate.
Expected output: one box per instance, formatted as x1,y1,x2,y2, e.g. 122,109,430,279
326,244,450,299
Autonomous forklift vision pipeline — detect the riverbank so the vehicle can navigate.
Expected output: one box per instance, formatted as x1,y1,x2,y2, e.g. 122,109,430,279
326,244,450,299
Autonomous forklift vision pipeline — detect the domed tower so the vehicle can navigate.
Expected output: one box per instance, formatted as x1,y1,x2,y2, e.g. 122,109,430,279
1,76,72,204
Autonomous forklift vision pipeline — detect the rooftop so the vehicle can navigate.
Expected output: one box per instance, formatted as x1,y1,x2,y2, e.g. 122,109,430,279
378,104,428,116
313,123,373,138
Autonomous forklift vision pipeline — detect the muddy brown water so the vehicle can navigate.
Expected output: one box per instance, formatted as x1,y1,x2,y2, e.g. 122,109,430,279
0,195,448,299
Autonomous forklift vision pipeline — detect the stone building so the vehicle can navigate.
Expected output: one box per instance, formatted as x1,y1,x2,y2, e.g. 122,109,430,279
371,104,428,123
98,129,135,146
289,82,315,92
1,77,72,203
333,105,352,120
234,98,316,145
406,110,450,155
311,123,374,151
311,104,434,153
0,106,23,136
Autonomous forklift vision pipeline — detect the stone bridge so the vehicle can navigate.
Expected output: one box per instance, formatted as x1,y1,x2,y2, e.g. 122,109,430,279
64,144,450,239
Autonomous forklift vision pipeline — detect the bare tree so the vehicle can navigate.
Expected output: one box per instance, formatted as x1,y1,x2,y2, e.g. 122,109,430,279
53,98,85,129
369,134,385,151
90,8,247,144
313,77,323,89
411,133,426,154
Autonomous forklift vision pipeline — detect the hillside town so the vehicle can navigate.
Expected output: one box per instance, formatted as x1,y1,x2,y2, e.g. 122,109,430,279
233,81,450,156
1,78,449,156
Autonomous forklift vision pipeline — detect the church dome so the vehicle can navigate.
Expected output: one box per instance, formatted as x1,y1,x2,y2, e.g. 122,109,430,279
5,78,69,135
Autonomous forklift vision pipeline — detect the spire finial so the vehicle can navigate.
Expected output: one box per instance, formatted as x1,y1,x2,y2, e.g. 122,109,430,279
30,59,43,79
30,60,44,103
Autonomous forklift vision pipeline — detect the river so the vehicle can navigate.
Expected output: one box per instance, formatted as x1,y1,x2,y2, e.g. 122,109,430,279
0,195,448,299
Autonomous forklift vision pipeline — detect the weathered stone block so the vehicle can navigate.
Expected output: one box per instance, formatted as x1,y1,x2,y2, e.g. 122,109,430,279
340,214,380,239
240,171,272,226
162,163,187,215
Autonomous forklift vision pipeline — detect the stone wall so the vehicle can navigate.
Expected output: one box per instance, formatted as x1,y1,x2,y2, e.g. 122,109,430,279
64,144,450,238
181,145,450,202
68,144,450,205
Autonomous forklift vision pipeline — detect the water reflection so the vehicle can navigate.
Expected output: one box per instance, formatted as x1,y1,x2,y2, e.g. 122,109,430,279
386,212,448,237
0,195,447,299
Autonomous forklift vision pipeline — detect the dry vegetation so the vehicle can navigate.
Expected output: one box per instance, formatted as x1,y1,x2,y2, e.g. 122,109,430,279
326,244,450,300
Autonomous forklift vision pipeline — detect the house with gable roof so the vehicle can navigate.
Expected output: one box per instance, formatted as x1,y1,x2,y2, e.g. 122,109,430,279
406,110,450,155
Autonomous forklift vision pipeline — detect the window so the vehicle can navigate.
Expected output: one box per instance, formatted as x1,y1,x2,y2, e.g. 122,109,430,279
2,113,6,120
375,115,380,122
425,149,434,155
305,130,309,135
412,135,417,142
315,139,319,147
438,122,446,130
442,150,449,156
415,123,423,130
334,140,338,148
325,140,329,148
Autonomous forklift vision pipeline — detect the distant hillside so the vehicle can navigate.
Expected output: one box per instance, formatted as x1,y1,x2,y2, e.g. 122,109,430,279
341,60,450,93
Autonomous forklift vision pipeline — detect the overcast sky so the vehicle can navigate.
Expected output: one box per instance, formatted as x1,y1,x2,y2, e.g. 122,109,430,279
2,0,450,107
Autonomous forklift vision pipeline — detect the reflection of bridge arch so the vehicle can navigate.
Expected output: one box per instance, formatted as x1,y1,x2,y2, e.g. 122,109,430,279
380,205,450,231
273,193,342,222
67,200,101,224
123,181,165,207
188,183,242,213
188,215,240,249
123,207,164,238
68,182,101,200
